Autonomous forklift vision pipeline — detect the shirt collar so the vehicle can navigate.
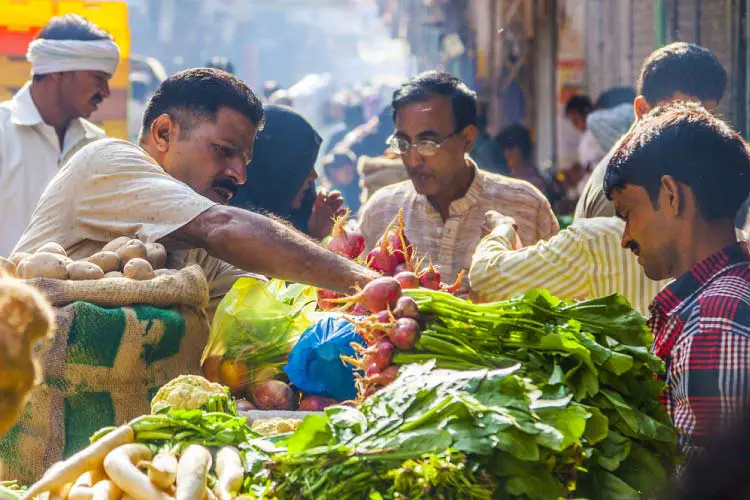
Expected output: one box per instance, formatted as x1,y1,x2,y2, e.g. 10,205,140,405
10,81,99,141
650,241,750,317
10,82,44,126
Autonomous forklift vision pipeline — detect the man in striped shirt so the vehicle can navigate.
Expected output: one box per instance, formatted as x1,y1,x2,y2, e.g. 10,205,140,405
605,102,750,457
469,215,668,316
358,72,558,287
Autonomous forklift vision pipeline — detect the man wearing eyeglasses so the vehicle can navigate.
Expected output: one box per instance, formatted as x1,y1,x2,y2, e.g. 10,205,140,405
358,72,558,290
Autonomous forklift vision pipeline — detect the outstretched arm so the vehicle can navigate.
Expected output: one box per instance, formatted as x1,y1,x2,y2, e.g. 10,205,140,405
168,205,375,294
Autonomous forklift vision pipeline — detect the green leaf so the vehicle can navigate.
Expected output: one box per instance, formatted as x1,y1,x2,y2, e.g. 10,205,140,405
281,414,332,453
615,442,670,495
594,430,632,471
580,405,609,445
325,406,368,442
600,390,676,442
578,469,641,500
536,403,589,450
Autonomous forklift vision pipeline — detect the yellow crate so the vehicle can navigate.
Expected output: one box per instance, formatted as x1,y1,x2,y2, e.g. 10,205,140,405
0,55,31,87
109,58,128,88
0,0,55,31
55,1,130,58
0,86,14,101
99,119,127,140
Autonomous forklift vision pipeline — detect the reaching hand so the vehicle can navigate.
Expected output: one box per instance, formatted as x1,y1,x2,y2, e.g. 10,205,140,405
308,190,346,240
481,210,517,236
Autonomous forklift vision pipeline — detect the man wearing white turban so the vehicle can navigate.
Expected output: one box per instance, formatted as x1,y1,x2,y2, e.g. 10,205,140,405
0,14,120,256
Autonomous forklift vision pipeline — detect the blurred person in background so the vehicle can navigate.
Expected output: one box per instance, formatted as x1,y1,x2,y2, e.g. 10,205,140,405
326,96,365,154
205,56,235,75
576,42,727,220
268,89,293,107
495,124,546,193
358,71,558,289
231,105,345,239
263,80,281,102
469,100,506,175
323,150,361,213
128,71,151,142
0,14,120,257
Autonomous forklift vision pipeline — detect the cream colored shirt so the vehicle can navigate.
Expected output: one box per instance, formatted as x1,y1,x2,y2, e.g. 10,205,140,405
0,82,105,257
469,217,669,316
358,161,559,284
13,138,254,306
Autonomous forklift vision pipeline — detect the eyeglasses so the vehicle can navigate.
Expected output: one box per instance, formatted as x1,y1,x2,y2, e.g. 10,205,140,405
386,131,460,157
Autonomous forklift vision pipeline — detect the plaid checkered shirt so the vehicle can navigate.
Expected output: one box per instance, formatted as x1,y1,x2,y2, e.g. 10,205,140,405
648,242,750,456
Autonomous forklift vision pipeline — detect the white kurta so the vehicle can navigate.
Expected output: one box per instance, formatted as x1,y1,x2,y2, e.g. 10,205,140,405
0,81,104,256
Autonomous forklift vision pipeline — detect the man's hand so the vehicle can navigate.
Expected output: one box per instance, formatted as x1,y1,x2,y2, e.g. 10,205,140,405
308,190,346,240
482,211,517,236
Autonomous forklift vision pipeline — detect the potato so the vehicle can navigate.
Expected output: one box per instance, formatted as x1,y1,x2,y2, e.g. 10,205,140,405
115,240,147,266
36,242,67,257
144,243,167,269
102,236,131,253
104,271,125,278
9,252,31,268
0,256,16,277
66,261,104,280
86,251,120,273
17,253,68,280
122,258,154,280
153,268,177,277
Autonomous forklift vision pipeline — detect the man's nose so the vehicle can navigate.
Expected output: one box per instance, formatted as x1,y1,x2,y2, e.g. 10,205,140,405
100,80,111,98
228,160,247,185
620,225,633,250
403,146,422,169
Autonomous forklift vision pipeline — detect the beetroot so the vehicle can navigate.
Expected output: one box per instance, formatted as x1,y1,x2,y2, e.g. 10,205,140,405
393,263,409,274
350,303,369,316
317,288,342,310
441,269,466,295
298,395,337,411
386,209,414,266
388,317,421,350
333,276,402,313
394,271,420,290
393,296,420,319
249,380,298,411
365,339,395,370
418,261,441,290
327,209,365,259
236,399,256,412
367,365,400,386
366,238,400,276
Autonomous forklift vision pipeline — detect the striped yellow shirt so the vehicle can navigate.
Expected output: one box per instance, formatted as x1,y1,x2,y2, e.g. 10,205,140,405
469,217,669,316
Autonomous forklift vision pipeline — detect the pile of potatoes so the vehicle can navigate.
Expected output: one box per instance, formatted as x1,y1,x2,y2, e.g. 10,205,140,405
0,238,176,282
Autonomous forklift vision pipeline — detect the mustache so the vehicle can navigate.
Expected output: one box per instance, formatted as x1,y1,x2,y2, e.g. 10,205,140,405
626,241,640,253
90,94,103,104
212,177,239,196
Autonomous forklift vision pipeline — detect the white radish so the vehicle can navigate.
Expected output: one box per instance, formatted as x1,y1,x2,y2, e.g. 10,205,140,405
24,426,135,499
175,445,212,500
214,447,243,500
91,480,122,500
69,470,103,500
146,452,177,489
104,444,172,500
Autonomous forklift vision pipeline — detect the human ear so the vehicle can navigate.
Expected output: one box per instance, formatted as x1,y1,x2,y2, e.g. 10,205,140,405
634,96,651,120
462,125,479,153
151,114,174,153
660,175,683,216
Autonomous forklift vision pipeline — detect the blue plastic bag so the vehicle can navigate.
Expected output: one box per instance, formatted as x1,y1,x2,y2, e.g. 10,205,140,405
284,316,366,401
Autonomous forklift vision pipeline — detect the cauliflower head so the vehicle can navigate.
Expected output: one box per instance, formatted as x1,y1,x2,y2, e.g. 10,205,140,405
151,375,235,414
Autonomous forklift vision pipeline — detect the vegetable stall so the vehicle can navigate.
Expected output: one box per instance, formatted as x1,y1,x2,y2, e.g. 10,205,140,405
0,211,680,498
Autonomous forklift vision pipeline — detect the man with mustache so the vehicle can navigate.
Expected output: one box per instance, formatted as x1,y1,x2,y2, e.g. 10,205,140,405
13,68,375,308
0,14,119,256
606,101,750,458
358,72,558,291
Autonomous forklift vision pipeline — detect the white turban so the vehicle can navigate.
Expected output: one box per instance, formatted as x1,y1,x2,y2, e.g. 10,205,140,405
26,38,120,76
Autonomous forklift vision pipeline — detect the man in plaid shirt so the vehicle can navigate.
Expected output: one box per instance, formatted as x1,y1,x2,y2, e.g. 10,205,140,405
604,102,750,457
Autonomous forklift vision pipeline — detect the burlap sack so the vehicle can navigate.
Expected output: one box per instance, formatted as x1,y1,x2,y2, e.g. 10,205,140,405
0,266,209,482
357,155,408,205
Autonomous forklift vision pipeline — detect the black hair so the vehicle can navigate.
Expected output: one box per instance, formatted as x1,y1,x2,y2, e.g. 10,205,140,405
33,14,112,81
496,124,533,161
637,42,727,105
604,101,750,220
205,56,235,75
392,71,477,132
595,87,637,110
140,68,264,139
565,95,593,116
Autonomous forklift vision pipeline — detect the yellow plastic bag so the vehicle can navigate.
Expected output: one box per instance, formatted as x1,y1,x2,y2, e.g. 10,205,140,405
201,278,316,378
